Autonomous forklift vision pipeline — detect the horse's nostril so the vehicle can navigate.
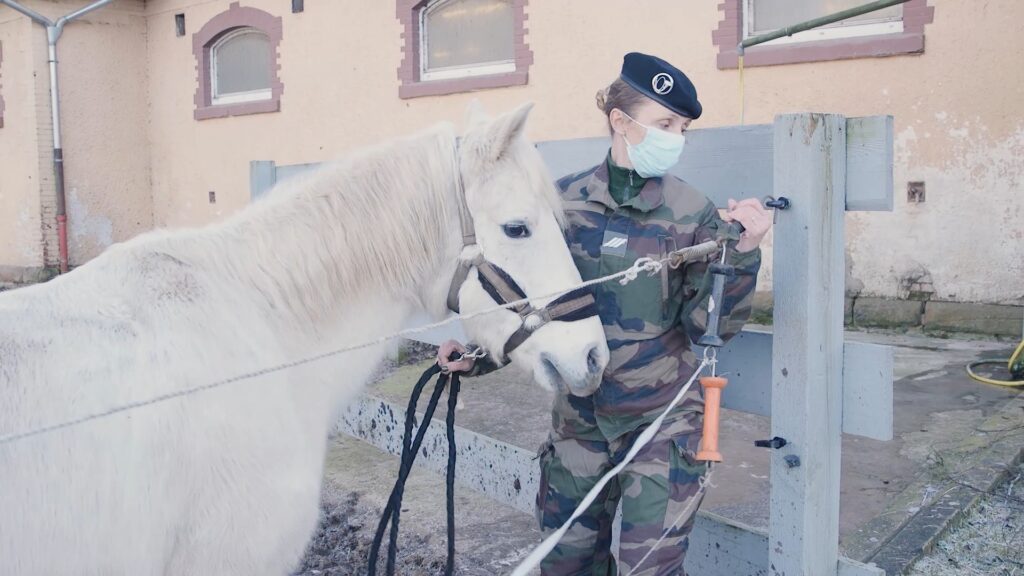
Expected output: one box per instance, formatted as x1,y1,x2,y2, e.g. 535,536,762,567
540,353,559,378
587,345,603,376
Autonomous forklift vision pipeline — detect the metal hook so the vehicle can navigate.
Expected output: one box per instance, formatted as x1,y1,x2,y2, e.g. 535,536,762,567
702,346,719,377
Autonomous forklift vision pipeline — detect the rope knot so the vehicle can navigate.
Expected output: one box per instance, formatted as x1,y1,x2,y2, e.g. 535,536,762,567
619,257,663,285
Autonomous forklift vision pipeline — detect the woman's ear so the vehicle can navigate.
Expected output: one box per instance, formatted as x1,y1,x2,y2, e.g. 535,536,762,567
608,108,628,137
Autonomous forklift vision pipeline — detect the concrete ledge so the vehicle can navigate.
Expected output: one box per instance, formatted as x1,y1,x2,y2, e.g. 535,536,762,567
924,301,1023,338
751,291,1023,338
0,265,56,285
854,297,923,328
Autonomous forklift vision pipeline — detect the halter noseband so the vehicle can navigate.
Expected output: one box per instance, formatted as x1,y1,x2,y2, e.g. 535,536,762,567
445,139,599,362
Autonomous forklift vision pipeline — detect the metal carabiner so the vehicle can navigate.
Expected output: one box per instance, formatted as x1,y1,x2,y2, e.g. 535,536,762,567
441,346,487,374
702,346,719,377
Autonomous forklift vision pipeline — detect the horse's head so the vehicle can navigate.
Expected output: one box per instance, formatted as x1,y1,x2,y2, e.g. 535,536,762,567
451,102,609,396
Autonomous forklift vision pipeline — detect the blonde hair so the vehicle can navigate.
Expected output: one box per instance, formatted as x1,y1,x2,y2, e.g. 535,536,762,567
595,78,649,134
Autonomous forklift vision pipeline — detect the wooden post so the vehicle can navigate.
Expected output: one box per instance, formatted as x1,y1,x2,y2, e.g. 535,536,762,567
769,114,847,576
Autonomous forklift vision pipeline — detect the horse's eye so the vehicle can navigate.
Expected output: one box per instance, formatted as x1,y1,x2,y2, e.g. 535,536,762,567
502,223,530,239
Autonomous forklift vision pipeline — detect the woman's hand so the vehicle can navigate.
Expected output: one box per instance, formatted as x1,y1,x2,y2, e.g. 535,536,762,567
724,198,772,253
438,340,476,373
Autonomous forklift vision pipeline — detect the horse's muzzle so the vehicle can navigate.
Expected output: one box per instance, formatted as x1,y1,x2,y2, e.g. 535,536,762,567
541,342,607,396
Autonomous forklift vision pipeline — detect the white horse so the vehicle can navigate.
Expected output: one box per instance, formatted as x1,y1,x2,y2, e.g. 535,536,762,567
0,103,609,575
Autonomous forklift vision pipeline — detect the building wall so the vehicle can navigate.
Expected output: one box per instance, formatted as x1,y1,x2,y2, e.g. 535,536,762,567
2,0,1021,306
0,14,44,274
141,0,1020,305
0,0,151,274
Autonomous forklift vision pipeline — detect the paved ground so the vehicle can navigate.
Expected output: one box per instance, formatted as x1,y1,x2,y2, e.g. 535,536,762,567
299,329,1023,575
908,462,1024,576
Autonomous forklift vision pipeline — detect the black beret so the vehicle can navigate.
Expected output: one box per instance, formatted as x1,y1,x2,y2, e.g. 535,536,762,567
619,52,702,120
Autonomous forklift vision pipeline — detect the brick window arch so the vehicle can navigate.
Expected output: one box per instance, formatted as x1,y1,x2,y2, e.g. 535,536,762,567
193,2,283,120
712,0,934,69
397,0,533,99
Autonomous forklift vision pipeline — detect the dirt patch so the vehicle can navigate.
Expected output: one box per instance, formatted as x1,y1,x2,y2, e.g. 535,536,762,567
292,487,459,576
293,340,457,576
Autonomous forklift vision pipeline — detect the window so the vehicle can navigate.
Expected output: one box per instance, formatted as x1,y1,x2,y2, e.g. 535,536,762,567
397,0,532,99
713,0,934,69
210,28,272,105
192,3,283,120
419,0,516,81
746,0,903,45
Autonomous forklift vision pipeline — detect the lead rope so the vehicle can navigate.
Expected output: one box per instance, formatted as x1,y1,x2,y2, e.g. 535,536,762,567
367,363,462,576
0,241,719,449
509,356,712,576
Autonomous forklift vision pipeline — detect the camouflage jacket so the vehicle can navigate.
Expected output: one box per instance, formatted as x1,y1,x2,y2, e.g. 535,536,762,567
555,159,761,440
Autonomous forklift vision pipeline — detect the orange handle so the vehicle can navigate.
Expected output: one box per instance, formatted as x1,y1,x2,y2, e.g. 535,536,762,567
696,376,728,462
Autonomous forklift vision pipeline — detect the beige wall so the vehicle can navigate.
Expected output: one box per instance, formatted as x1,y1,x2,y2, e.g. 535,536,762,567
2,1,1021,304
0,14,43,270
0,0,151,272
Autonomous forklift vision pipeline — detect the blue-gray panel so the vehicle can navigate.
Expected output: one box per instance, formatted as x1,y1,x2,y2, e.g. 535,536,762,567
707,330,893,441
535,124,773,209
275,162,322,182
846,116,894,212
249,160,276,200
535,117,892,212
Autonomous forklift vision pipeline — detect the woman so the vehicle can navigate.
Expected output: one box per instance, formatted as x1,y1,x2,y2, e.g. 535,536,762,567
440,52,771,575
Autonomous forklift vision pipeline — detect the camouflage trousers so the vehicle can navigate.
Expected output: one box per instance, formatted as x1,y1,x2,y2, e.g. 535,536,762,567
535,410,709,576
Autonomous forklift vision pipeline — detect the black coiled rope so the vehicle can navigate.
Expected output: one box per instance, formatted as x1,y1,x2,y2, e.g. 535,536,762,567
367,361,462,576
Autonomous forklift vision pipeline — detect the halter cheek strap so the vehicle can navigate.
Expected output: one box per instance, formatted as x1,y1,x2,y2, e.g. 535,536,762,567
445,136,599,361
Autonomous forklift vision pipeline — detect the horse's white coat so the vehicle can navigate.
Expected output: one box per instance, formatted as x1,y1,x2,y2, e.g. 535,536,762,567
0,104,608,575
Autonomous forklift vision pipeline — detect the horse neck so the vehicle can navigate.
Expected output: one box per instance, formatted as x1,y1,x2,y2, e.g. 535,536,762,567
202,126,462,338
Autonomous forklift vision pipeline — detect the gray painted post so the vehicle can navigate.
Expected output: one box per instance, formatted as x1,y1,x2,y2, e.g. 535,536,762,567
770,114,847,576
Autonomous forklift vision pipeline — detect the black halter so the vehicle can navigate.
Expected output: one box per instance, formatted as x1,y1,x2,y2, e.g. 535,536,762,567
445,139,598,362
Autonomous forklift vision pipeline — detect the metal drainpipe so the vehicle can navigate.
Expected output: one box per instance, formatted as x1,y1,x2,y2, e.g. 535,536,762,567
1,0,114,273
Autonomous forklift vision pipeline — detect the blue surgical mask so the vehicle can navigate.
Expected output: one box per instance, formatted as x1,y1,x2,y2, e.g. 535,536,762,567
621,113,686,178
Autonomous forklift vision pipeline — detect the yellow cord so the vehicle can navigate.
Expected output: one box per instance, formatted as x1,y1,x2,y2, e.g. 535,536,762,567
966,340,1024,387
738,54,745,125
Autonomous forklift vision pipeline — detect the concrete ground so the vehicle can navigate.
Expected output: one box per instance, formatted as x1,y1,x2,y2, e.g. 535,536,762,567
305,329,1023,575
907,462,1024,576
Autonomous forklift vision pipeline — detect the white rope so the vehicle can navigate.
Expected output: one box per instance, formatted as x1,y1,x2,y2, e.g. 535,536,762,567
0,242,720,447
509,358,710,576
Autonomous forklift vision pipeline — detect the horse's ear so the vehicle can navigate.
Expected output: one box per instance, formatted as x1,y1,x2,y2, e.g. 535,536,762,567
482,102,534,162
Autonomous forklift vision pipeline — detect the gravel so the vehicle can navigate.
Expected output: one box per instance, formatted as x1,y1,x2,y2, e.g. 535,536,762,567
909,463,1024,576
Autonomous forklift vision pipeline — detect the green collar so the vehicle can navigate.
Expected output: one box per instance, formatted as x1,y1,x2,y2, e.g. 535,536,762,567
606,153,647,206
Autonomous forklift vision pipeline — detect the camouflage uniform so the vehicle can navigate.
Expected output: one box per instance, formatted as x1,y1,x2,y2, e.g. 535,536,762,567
534,156,760,575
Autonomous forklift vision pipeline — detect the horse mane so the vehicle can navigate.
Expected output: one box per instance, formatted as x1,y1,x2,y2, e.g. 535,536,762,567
144,124,462,327
123,116,564,329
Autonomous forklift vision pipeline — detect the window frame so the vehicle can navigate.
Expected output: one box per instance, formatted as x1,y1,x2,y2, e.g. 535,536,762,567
744,0,904,46
417,0,518,82
209,27,274,106
192,2,284,121
397,0,533,99
712,0,934,69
